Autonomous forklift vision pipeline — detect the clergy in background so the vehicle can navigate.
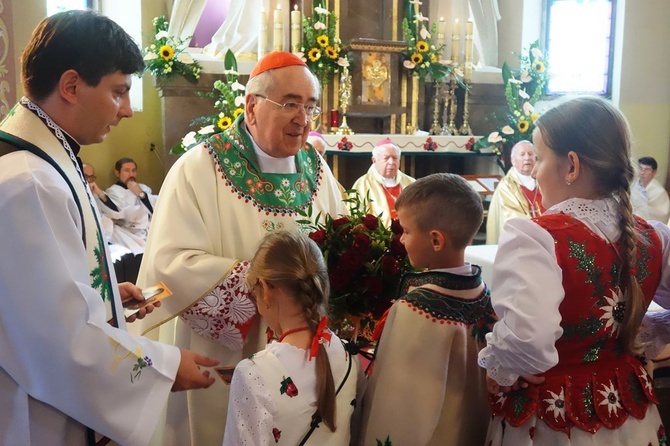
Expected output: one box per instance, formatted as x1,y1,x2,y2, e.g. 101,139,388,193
486,140,544,244
351,138,415,227
134,51,346,446
632,156,670,223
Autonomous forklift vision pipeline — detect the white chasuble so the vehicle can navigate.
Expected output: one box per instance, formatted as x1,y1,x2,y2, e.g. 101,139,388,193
0,100,179,445
351,165,415,228
134,114,346,445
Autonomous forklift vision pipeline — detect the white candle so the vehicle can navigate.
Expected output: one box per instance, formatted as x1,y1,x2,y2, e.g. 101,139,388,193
290,4,302,53
258,9,269,59
451,19,460,63
273,4,283,51
465,20,474,62
437,17,446,47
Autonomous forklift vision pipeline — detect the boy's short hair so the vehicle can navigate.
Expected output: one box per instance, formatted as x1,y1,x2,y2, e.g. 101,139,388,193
395,173,483,250
21,10,145,102
639,156,657,171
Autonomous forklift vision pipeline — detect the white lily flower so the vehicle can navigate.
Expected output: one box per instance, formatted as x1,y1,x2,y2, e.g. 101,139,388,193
420,27,431,39
403,60,416,69
520,72,532,83
531,47,543,58
502,125,515,135
143,52,158,61
155,31,169,40
231,81,246,91
508,77,522,85
523,101,535,114
314,21,327,30
414,13,429,22
314,7,330,15
409,0,423,4
182,131,197,147
488,132,503,143
222,69,239,76
234,96,246,107
439,59,453,66
519,89,530,99
177,52,194,64
198,125,216,135
455,68,464,77
337,57,350,67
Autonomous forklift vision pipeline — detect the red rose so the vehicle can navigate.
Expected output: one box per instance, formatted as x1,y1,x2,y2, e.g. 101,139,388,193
390,235,407,256
309,229,327,246
362,214,379,230
338,248,365,273
362,276,384,297
352,233,372,253
330,269,351,290
286,381,298,397
381,255,400,275
332,216,351,235
390,219,403,235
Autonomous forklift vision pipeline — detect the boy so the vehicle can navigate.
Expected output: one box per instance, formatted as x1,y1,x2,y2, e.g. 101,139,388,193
358,173,495,446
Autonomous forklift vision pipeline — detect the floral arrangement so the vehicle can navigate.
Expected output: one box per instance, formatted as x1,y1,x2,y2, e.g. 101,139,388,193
300,1,349,85
298,192,414,341
472,40,548,171
401,2,457,82
142,16,202,83
171,50,245,155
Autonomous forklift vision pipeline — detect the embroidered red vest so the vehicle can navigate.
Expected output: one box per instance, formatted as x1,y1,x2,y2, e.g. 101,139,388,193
489,213,662,434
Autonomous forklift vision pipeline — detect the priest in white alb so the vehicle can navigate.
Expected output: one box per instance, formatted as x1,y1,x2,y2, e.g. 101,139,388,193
134,51,347,445
486,140,544,244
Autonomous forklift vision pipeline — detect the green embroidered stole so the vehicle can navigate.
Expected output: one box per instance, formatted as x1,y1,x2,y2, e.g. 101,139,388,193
0,100,119,326
205,114,324,215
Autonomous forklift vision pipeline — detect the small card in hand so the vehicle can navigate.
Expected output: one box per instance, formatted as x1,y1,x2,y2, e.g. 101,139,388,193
214,366,236,385
123,282,172,317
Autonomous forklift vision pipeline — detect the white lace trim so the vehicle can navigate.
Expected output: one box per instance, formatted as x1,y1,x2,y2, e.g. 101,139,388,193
477,352,519,386
546,197,620,226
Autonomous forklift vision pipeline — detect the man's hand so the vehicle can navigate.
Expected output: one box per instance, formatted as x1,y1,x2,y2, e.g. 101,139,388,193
172,348,220,391
119,282,161,323
127,180,143,196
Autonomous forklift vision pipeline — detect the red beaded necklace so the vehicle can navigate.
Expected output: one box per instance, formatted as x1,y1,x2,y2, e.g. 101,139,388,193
278,326,310,342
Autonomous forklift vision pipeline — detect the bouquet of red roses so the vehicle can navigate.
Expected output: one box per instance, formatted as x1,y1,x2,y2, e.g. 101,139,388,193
298,191,414,340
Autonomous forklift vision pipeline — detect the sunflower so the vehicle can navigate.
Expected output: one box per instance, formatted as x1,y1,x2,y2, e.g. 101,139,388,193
530,113,539,122
533,61,546,73
159,45,175,61
410,53,423,65
325,46,338,59
416,41,429,53
233,108,244,119
517,119,530,133
308,48,321,62
217,116,233,131
430,54,438,63
316,35,329,47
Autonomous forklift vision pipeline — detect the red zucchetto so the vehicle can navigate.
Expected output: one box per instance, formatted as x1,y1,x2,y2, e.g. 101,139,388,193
249,51,308,79
375,138,397,148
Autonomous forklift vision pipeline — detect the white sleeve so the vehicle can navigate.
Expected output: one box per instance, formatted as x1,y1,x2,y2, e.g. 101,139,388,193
223,359,274,446
105,185,148,224
478,218,564,386
650,220,670,308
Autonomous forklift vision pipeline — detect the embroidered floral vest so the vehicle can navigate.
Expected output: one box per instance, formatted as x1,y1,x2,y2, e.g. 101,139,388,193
489,213,662,434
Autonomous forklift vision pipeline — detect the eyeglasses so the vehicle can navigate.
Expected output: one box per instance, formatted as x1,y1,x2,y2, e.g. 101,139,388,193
255,95,322,120
85,174,97,181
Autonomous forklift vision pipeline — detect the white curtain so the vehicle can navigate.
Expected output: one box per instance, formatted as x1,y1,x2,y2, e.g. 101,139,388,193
204,0,265,58
167,0,209,42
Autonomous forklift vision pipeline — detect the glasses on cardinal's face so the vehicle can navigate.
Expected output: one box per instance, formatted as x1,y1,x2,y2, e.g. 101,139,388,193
254,95,322,120
85,174,96,182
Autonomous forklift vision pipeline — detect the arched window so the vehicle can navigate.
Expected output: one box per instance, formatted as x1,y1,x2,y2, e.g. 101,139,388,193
544,0,616,96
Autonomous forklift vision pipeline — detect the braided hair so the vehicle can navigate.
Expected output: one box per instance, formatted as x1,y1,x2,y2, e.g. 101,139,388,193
535,96,644,354
246,231,337,431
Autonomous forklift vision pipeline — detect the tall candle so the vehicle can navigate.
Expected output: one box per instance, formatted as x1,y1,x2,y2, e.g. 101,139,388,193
290,4,302,53
451,19,460,63
437,17,447,47
273,4,283,51
258,9,269,59
465,20,474,62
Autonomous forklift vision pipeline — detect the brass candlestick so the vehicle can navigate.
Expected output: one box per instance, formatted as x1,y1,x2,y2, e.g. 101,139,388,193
447,73,458,135
335,65,353,135
459,82,472,135
429,82,442,135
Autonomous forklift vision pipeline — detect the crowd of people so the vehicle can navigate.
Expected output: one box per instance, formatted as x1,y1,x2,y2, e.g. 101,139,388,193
3,9,670,446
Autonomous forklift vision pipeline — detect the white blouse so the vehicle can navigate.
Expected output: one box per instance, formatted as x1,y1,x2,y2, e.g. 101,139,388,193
478,197,670,386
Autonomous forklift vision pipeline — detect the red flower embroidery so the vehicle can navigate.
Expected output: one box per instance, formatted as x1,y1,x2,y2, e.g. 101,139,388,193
337,137,353,151
465,137,476,151
423,137,437,151
272,427,281,442
280,376,298,397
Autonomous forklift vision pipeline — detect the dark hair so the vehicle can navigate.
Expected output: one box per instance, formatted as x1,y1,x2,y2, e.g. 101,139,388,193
22,10,144,102
115,157,136,171
639,156,658,171
245,231,337,431
395,173,483,250
535,96,643,355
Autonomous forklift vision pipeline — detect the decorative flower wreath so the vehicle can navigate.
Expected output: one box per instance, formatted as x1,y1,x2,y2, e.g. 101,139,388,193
142,16,202,83
171,50,245,155
472,40,549,172
299,1,349,85
401,2,458,82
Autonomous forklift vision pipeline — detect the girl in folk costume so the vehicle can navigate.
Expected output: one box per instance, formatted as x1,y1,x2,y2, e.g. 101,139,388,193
478,96,670,445
223,231,358,445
